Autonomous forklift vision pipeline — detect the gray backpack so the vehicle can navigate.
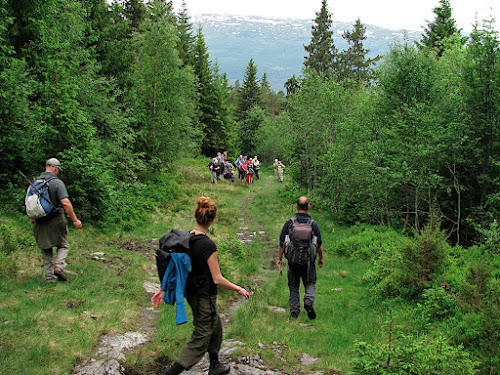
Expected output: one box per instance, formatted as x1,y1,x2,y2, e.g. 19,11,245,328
284,217,317,267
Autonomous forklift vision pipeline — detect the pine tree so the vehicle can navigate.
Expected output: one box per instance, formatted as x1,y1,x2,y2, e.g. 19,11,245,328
194,26,228,156
87,0,135,91
304,0,338,77
236,58,261,122
285,74,300,97
339,19,379,85
260,73,280,118
123,0,147,29
418,0,465,57
130,0,197,163
176,0,195,67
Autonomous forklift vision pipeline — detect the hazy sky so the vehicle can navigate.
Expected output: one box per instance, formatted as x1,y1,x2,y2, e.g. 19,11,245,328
174,0,499,33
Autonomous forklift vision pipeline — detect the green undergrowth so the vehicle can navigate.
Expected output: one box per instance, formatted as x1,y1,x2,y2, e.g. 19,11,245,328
4,159,468,375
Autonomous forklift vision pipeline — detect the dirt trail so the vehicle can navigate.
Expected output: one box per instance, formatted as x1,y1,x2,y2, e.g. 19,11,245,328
73,193,326,375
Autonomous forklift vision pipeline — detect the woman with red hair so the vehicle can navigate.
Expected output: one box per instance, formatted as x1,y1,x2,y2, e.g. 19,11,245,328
152,197,250,375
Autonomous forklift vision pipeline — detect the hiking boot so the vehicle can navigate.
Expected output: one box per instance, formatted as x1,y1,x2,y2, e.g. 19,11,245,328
290,312,298,319
163,362,185,375
208,362,230,375
54,267,67,282
304,302,316,320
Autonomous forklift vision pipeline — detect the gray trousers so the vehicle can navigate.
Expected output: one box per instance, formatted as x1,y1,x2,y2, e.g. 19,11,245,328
287,264,317,315
41,237,69,282
177,294,223,369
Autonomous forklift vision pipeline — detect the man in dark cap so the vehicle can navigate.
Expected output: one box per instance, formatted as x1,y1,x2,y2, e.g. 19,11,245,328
33,158,82,283
277,196,324,319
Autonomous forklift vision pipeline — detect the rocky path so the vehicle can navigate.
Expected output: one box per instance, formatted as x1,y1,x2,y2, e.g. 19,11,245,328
73,195,326,375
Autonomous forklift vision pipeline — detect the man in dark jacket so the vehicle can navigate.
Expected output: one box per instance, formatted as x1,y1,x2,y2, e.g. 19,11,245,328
33,158,82,283
276,196,324,319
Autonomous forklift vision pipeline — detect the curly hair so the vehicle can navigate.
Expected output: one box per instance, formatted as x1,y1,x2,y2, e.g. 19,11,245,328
195,197,217,226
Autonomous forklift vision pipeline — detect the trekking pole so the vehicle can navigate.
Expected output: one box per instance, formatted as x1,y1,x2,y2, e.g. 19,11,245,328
18,170,52,205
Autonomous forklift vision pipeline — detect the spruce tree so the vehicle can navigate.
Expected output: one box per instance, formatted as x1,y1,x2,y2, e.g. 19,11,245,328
304,0,338,77
87,0,135,91
260,73,280,118
5,0,36,56
22,0,99,157
123,0,147,29
339,19,379,85
285,74,300,97
418,0,465,57
237,58,261,122
130,0,197,163
176,0,195,67
194,26,227,156
213,67,236,154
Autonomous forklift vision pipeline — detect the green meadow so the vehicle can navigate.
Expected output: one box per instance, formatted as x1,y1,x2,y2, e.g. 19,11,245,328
0,161,386,375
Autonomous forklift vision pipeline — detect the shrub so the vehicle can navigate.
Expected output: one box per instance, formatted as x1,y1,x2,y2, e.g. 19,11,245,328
101,172,184,230
352,334,478,375
418,286,457,320
0,222,32,277
434,233,500,374
364,220,451,300
332,225,406,260
0,223,18,255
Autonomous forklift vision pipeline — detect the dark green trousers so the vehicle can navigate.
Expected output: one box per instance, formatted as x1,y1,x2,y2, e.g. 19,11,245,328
176,294,223,369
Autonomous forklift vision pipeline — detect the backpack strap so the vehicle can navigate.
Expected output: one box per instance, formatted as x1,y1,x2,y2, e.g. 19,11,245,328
31,176,58,205
36,175,58,185
41,175,58,201
289,216,297,233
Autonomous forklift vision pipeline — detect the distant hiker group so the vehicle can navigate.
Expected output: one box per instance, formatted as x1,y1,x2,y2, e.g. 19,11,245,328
207,152,288,185
234,154,261,184
207,151,233,183
207,152,263,185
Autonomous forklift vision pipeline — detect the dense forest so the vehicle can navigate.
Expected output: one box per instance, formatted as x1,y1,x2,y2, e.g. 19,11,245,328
2,0,499,243
1,0,500,373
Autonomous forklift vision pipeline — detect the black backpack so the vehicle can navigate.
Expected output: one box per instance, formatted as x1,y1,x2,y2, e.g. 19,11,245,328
285,217,318,267
155,229,192,283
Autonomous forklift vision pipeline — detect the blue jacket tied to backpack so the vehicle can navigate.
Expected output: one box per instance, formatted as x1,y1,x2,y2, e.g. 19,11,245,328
161,252,192,325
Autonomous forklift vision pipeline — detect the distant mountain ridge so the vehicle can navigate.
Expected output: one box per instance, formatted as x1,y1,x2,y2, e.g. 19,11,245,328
193,14,423,91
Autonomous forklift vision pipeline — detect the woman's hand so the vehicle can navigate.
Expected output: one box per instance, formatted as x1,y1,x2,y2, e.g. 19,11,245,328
151,288,165,308
237,287,250,299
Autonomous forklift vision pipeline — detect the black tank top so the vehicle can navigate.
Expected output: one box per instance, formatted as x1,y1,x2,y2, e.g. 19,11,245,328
186,234,218,297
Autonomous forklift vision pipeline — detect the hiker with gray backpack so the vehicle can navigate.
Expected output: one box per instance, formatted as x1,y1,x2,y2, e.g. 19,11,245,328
276,196,324,320
22,158,82,283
